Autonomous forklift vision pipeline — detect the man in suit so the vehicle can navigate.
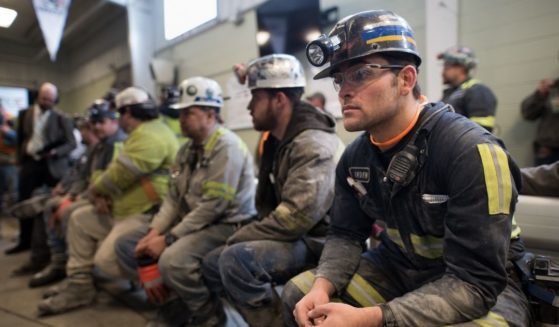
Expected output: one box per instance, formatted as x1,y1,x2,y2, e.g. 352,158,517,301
8,82,76,276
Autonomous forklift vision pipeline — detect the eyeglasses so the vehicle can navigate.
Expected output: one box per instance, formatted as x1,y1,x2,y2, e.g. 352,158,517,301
332,63,405,91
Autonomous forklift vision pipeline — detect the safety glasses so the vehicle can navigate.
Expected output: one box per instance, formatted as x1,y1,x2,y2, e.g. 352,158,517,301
332,63,405,91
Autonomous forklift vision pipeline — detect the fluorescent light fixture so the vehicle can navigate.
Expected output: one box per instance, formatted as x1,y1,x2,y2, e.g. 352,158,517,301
0,6,17,28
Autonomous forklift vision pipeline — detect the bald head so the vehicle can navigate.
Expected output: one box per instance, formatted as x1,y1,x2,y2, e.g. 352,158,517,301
38,82,58,111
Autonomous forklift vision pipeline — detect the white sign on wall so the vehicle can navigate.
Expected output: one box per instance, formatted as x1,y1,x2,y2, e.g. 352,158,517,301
0,86,29,117
224,75,253,130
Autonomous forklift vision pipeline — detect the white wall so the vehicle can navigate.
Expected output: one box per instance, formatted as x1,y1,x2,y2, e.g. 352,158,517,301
459,0,559,167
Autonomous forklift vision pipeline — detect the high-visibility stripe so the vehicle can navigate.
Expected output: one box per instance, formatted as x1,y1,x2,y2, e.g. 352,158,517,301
117,153,143,176
477,144,512,215
362,25,416,46
100,174,122,195
202,181,235,200
346,274,385,307
386,228,405,249
460,79,480,90
204,127,227,155
470,116,496,129
290,270,315,295
410,233,444,259
366,35,416,46
471,311,509,327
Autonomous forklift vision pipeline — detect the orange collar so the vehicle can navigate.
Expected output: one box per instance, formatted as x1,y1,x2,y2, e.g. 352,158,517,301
370,101,426,149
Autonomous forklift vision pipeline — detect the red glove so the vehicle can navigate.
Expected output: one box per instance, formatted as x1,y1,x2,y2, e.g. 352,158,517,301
48,196,74,231
137,260,168,305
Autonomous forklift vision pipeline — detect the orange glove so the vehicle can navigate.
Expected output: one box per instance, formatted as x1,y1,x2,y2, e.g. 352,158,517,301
137,256,168,305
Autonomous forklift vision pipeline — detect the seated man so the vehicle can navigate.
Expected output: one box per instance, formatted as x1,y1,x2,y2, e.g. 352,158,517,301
283,10,531,327
520,161,559,197
29,100,127,288
114,77,256,326
202,54,344,327
38,87,179,316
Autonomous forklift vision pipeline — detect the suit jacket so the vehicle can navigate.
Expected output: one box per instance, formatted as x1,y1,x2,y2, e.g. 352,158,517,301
16,105,77,179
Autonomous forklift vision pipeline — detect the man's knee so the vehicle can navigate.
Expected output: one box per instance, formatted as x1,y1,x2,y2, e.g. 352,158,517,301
158,245,197,284
218,244,249,286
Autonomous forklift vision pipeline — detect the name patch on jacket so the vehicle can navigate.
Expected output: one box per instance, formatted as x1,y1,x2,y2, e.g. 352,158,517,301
349,167,370,183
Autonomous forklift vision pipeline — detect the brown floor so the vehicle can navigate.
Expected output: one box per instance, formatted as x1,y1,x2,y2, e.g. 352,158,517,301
0,215,246,327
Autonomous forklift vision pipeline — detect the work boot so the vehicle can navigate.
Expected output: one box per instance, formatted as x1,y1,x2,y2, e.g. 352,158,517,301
146,298,191,327
4,242,31,255
37,280,96,316
29,264,66,288
41,280,70,299
235,292,283,327
11,260,49,277
187,299,227,327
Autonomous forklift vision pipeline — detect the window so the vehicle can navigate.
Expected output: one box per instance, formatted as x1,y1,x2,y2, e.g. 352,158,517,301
164,0,218,40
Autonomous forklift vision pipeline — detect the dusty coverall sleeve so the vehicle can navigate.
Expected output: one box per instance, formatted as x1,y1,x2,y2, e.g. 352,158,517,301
169,139,248,237
227,131,337,244
382,142,517,326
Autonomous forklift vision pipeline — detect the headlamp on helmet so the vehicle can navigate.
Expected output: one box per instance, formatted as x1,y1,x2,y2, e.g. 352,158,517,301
87,99,117,123
306,34,341,67
305,10,422,80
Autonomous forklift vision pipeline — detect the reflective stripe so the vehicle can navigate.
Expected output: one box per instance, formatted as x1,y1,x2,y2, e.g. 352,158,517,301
471,311,509,327
470,116,496,129
100,174,122,196
204,127,227,156
460,79,480,90
387,228,444,259
117,153,143,176
366,35,416,46
477,144,513,215
386,228,405,249
291,270,315,295
346,274,385,306
409,233,444,259
237,139,249,155
202,181,236,201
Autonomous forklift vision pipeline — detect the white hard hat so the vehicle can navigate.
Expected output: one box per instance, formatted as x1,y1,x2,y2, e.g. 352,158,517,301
246,54,306,90
115,87,154,110
171,77,224,110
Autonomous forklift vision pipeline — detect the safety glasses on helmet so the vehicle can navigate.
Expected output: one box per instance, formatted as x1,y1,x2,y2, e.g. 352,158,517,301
332,63,405,91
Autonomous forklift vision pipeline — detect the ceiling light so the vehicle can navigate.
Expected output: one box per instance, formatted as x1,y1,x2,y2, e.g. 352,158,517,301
256,30,270,46
305,29,322,43
0,6,17,28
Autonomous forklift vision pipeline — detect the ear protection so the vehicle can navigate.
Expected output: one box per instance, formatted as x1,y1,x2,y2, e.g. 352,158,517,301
386,105,451,186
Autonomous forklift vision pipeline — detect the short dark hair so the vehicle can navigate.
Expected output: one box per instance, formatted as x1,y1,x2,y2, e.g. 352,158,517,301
120,103,159,121
264,87,304,105
379,53,422,99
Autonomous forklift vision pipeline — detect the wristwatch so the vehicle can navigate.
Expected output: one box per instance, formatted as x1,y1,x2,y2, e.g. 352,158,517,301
164,232,177,246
